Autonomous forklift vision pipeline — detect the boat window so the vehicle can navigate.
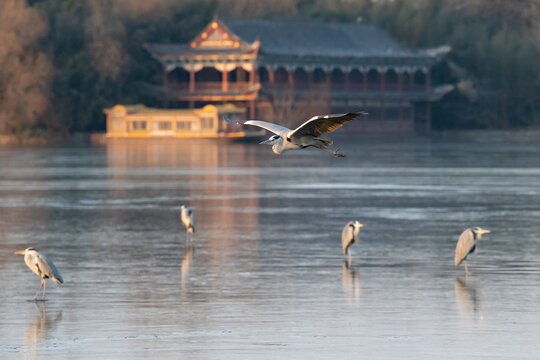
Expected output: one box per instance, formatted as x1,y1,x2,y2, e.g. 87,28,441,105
176,121,192,130
130,121,147,131
201,117,214,129
154,121,172,130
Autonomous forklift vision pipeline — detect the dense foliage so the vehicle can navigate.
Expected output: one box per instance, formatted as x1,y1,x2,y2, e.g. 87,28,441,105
0,0,538,136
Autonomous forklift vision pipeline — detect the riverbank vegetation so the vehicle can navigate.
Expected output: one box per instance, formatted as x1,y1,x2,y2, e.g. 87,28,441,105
1,0,538,138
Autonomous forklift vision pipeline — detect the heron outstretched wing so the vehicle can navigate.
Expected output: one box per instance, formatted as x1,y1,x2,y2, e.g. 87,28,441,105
244,120,291,135
289,112,367,138
455,228,475,266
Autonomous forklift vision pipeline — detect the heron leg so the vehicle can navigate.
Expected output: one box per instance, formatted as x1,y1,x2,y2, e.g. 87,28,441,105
41,279,47,300
319,146,345,158
348,251,352,264
464,261,471,277
34,279,43,300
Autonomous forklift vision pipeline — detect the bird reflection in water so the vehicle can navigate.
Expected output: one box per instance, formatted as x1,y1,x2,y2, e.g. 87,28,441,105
455,277,483,320
342,260,361,302
181,244,194,287
25,301,63,356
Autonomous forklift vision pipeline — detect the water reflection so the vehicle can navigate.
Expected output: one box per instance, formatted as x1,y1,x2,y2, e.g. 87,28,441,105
180,244,194,287
24,302,62,358
342,260,360,302
105,140,261,269
454,277,483,320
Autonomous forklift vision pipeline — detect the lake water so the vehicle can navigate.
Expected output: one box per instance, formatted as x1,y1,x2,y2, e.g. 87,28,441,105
1,135,540,359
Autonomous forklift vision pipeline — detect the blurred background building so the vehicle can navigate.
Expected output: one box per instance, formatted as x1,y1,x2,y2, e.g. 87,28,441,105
144,19,452,133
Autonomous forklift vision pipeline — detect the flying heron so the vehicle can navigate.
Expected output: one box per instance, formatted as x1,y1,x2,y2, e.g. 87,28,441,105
14,248,63,301
180,205,196,239
342,221,364,259
226,112,367,157
454,227,491,276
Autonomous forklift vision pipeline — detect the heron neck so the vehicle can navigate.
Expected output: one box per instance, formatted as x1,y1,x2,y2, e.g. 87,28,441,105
272,141,284,154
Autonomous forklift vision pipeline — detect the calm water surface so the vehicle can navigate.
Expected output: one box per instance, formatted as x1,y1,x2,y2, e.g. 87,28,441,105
1,136,540,359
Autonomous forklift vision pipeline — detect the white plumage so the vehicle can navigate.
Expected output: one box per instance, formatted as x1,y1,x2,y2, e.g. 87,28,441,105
15,248,63,300
342,221,364,256
180,205,196,238
244,111,367,157
454,227,491,275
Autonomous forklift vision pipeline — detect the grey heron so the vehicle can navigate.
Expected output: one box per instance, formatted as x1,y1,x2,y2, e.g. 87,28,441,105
342,221,364,259
454,227,491,276
180,205,196,239
231,112,367,157
14,248,63,300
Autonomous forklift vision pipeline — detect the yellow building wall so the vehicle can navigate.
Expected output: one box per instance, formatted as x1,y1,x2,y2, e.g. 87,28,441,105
105,104,228,138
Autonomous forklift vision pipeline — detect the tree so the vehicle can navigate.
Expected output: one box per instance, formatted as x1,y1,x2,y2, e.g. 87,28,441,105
0,0,53,137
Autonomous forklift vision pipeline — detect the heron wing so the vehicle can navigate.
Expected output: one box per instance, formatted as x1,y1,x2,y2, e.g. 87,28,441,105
341,222,355,255
244,120,291,135
24,253,42,277
289,112,367,138
454,229,475,266
36,253,63,284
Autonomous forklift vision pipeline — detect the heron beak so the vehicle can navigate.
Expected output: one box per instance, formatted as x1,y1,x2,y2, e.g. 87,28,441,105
481,229,491,235
260,139,273,145
358,224,364,228
14,251,25,255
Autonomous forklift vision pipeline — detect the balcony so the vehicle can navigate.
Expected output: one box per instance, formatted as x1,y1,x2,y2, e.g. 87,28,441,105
146,82,261,101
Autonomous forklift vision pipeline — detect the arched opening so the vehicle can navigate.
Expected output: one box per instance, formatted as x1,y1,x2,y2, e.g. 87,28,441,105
402,72,412,89
275,67,289,85
195,67,221,82
229,68,238,82
169,67,189,85
229,67,247,83
367,69,380,89
293,68,308,89
330,68,345,89
259,67,269,83
385,69,399,90
349,69,363,89
313,68,327,84
414,70,426,88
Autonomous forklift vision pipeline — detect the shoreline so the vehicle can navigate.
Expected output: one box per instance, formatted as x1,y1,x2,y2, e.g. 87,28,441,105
2,128,540,146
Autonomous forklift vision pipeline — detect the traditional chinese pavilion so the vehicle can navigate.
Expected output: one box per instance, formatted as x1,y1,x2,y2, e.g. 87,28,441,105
144,19,452,132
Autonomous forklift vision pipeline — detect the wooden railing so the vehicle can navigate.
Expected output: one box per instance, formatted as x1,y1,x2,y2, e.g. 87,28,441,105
168,82,256,92
167,81,428,92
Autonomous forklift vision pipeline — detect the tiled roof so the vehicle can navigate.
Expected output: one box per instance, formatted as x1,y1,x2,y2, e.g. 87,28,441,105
145,19,450,68
144,43,256,57
225,19,416,58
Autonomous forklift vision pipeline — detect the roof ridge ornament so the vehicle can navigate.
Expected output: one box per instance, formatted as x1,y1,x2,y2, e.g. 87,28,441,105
190,19,255,50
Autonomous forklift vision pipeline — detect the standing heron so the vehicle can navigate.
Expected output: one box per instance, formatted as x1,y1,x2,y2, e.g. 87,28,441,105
228,112,367,157
180,205,196,239
342,221,364,260
14,248,63,301
454,227,491,276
